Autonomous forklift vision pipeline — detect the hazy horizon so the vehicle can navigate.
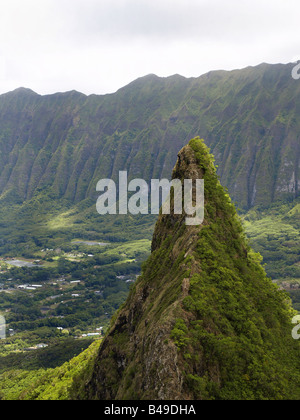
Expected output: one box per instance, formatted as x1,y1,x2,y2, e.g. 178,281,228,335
1,0,299,96
1,60,298,97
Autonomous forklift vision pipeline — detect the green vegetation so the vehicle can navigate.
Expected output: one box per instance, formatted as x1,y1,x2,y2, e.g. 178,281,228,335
0,63,299,400
243,200,300,282
0,64,299,253
0,235,150,398
242,200,300,310
0,338,94,374
81,139,300,401
0,340,100,400
170,139,300,399
0,251,144,335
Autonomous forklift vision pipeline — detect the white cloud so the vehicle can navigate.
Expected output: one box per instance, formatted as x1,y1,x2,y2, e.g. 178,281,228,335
0,0,299,95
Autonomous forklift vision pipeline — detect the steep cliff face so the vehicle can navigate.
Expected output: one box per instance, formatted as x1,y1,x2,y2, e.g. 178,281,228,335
0,63,299,210
84,138,300,400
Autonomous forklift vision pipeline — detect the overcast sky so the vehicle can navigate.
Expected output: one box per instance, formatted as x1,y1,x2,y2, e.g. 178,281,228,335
0,0,299,95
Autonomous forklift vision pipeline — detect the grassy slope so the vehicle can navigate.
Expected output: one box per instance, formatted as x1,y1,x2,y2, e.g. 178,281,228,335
0,340,100,400
81,139,300,400
243,199,300,282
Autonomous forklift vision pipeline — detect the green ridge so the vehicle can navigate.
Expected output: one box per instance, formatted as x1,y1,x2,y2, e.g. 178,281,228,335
3,138,299,400
76,138,300,400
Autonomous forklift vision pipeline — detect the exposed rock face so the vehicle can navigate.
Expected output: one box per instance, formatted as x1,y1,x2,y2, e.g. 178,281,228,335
84,139,300,400
86,143,205,400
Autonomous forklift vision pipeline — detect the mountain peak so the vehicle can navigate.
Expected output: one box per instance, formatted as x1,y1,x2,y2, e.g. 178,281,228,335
83,138,300,400
151,139,215,252
9,87,38,96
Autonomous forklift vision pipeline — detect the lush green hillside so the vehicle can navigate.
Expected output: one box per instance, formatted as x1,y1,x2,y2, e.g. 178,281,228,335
0,339,100,400
0,62,299,283
0,64,300,400
0,63,299,211
2,138,299,400
243,198,300,305
243,199,300,280
82,138,300,400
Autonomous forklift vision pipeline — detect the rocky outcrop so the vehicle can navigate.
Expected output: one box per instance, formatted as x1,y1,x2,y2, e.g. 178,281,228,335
83,138,300,400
